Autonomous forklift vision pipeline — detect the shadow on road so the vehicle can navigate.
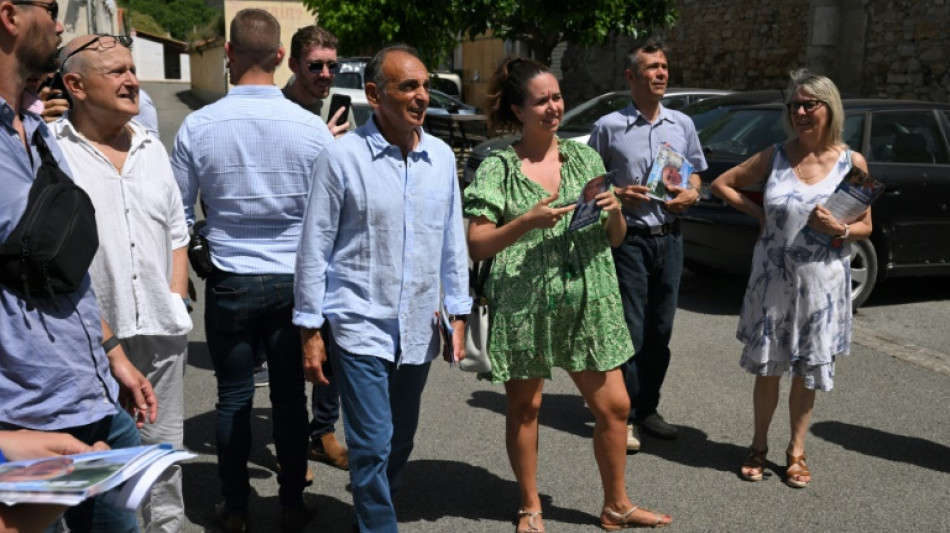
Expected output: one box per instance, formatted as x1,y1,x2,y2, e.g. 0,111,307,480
638,425,752,477
677,271,747,316
397,459,594,526
811,421,950,474
466,390,594,438
860,276,950,309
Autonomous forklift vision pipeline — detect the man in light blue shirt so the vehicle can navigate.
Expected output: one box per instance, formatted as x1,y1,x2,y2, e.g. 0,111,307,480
588,38,706,449
294,45,470,533
171,9,332,531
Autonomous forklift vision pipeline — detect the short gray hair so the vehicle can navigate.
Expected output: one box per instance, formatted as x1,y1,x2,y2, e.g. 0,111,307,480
364,44,421,92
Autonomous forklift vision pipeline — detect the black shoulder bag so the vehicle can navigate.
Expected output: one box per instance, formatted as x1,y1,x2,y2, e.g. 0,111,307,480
0,129,99,309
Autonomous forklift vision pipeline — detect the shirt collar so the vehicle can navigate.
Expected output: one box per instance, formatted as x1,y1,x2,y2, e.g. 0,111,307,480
365,114,430,160
623,101,676,128
227,85,284,98
56,116,152,151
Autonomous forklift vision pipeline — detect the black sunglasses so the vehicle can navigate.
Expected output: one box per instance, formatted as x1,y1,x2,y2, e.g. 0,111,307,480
60,34,133,69
12,1,58,20
307,60,341,75
786,99,824,113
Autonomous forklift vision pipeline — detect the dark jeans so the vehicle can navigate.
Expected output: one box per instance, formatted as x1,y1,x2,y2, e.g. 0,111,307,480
0,408,142,533
205,271,308,512
612,228,683,422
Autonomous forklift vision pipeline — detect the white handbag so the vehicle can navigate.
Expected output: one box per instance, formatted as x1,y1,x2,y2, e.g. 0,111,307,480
460,265,491,373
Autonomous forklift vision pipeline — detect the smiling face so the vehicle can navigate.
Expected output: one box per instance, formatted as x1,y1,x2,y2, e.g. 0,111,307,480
626,49,668,105
66,44,139,122
289,44,337,101
788,88,829,140
511,72,563,137
367,50,430,133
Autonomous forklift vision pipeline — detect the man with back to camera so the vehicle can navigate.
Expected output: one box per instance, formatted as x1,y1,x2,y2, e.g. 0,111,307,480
0,2,157,532
52,33,192,533
171,8,332,532
293,44,471,532
588,38,706,450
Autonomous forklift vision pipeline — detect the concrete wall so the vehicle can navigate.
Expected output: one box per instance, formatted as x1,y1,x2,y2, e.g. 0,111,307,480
188,43,228,103
132,38,166,82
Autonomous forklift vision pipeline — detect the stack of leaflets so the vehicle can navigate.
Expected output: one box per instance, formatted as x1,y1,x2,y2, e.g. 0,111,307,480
0,444,194,510
645,143,693,202
566,170,618,232
804,166,884,248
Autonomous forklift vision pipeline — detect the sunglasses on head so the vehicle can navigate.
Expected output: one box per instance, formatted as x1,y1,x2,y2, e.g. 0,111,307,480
307,60,341,74
786,99,824,113
60,34,133,70
12,1,58,21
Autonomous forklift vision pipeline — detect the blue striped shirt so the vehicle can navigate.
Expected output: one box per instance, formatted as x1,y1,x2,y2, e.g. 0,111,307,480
0,97,118,431
171,85,333,275
588,103,707,228
293,118,472,365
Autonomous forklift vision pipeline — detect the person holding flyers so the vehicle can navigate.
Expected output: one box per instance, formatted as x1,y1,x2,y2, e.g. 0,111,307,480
463,57,671,532
711,69,871,489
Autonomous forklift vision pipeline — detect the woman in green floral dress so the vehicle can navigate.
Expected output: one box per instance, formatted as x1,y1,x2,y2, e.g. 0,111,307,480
463,58,672,531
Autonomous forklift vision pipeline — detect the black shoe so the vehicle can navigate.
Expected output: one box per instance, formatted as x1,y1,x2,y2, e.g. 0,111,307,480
635,412,678,440
281,500,316,531
214,502,247,533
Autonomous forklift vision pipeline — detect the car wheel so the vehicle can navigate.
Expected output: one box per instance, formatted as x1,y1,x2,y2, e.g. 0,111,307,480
850,238,878,309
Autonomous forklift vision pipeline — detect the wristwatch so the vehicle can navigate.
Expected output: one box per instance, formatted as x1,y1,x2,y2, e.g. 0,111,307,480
448,314,469,323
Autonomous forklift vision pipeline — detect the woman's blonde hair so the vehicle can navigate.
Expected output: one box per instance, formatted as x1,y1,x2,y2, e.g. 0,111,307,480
783,68,846,148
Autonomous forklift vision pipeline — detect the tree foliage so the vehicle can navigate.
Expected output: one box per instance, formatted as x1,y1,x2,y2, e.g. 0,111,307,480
122,0,217,41
303,0,676,66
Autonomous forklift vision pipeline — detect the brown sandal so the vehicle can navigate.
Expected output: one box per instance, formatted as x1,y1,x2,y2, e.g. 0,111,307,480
740,446,768,481
600,505,672,530
516,510,543,533
785,451,811,488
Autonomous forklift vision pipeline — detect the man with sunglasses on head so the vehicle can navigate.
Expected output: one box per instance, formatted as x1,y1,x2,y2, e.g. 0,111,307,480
1,4,157,533
172,9,332,532
51,33,192,533
283,25,353,138
588,38,706,451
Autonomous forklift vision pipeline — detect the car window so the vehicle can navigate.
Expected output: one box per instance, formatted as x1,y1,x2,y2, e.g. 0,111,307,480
843,114,865,151
661,95,689,110
352,104,373,127
867,110,949,164
332,72,363,89
560,93,631,134
698,109,785,158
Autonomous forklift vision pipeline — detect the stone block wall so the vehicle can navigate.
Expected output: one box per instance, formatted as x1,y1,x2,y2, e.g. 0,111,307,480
559,0,949,107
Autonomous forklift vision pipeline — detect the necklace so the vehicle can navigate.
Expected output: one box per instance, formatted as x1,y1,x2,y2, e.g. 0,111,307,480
795,163,822,183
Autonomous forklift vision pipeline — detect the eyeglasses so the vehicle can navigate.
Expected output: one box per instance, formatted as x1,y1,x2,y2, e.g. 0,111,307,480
786,99,824,113
307,60,340,75
12,1,58,21
60,34,133,69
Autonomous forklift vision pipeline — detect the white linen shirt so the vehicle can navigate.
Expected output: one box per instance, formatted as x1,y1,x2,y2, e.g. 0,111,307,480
51,119,192,338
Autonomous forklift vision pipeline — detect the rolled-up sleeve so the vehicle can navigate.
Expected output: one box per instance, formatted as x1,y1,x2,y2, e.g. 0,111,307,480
293,150,344,329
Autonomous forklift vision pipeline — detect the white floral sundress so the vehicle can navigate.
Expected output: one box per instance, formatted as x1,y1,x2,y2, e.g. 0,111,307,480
737,144,854,391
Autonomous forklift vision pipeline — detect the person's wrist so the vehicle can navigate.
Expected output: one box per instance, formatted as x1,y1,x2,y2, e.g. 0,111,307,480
837,223,850,240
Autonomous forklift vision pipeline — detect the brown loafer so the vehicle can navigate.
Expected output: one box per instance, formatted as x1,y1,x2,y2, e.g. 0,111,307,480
308,433,349,470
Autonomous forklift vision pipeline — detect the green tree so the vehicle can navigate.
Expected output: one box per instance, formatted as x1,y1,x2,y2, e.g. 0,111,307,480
123,0,217,41
304,0,676,66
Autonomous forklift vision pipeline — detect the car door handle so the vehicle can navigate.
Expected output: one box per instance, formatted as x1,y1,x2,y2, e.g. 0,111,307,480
882,188,901,197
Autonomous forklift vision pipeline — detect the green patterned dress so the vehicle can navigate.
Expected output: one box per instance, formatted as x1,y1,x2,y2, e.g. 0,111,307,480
463,140,634,383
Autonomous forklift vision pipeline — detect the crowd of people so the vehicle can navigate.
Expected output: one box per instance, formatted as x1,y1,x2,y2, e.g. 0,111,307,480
0,2,870,532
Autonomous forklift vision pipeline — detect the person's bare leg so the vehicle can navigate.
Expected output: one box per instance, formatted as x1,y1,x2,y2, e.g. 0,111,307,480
505,378,545,531
787,375,815,485
572,369,671,528
742,375,780,478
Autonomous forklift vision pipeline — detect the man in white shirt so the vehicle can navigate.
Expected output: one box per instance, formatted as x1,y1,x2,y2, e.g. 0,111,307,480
52,34,192,533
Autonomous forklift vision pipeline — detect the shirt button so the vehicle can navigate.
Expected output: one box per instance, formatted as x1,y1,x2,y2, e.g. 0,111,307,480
133,275,137,280
131,242,136,247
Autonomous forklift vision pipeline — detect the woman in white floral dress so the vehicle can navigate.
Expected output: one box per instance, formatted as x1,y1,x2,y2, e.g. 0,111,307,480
711,70,872,489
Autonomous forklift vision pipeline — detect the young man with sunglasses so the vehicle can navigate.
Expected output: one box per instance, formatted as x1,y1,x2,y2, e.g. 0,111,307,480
53,33,193,533
1,4,157,533
283,25,352,138
589,38,706,451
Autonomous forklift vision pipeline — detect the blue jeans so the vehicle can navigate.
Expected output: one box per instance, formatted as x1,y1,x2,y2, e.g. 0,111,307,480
611,228,683,422
330,340,431,533
310,325,341,439
204,271,309,512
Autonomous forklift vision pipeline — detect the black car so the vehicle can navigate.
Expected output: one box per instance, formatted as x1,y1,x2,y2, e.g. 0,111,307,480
682,99,950,307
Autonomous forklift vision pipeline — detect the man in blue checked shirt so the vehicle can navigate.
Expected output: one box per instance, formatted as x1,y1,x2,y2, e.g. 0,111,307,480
293,44,471,533
171,8,332,532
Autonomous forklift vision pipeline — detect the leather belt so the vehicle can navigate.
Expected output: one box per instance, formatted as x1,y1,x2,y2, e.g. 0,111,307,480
627,219,679,237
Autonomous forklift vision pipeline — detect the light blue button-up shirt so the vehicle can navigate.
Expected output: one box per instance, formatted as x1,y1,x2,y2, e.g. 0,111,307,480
293,117,472,365
0,97,118,430
589,102,707,228
171,85,333,275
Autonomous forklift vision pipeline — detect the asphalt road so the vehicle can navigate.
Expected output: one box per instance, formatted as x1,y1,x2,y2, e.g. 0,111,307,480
143,82,950,533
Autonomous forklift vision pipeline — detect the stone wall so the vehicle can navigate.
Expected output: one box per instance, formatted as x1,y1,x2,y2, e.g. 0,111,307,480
559,0,950,107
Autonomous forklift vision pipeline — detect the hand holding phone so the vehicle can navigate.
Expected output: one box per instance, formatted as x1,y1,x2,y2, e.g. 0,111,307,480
327,93,351,137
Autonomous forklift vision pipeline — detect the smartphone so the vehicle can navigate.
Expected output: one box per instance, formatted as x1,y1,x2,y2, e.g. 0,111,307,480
43,72,70,103
327,93,351,127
